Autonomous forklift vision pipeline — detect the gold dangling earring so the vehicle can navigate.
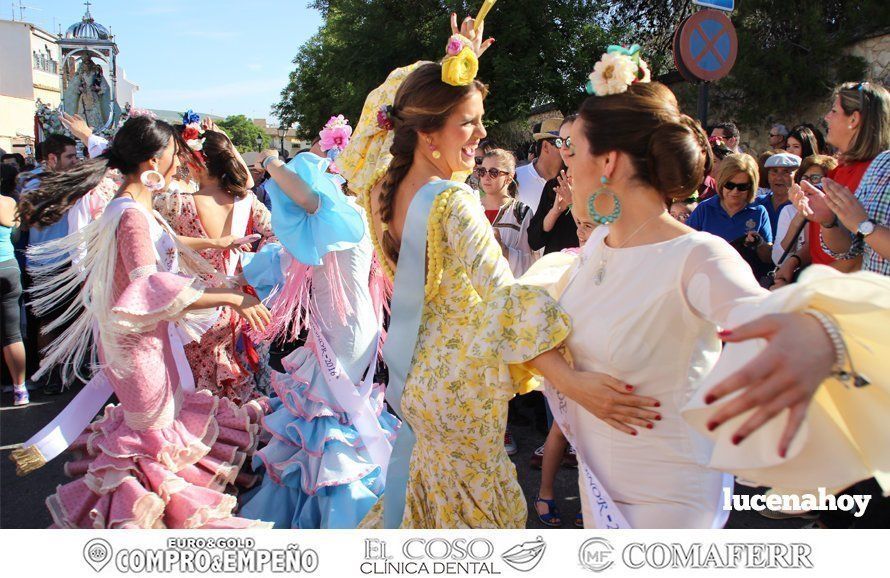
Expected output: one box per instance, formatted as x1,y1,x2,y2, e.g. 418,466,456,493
428,138,441,160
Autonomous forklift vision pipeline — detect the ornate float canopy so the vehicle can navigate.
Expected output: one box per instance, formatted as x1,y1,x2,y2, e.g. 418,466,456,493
57,1,119,133
64,2,111,41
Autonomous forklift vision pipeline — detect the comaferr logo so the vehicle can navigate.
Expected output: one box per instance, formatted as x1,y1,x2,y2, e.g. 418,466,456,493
621,542,813,569
578,539,815,571
579,537,615,573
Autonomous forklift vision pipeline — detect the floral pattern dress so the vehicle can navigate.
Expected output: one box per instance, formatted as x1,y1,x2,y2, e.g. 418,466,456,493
361,184,569,528
154,191,275,405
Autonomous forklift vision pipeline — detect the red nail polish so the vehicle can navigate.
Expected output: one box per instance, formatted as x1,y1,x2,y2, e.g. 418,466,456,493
779,448,787,458
718,330,733,338
630,430,637,436
655,415,662,421
707,421,717,431
654,401,661,408
704,394,716,405
646,423,653,429
625,385,634,392
732,434,744,445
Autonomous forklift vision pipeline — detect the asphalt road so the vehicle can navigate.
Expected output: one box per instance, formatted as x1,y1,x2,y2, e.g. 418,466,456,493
0,386,807,530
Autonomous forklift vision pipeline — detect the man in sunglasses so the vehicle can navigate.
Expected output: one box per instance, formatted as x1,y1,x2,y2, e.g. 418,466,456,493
515,118,565,217
768,123,789,150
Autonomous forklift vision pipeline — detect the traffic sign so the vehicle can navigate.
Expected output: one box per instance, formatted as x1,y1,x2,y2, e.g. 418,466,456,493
675,9,738,82
693,0,734,11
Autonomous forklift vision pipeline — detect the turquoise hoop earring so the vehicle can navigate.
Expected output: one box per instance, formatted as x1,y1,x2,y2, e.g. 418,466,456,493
587,176,621,225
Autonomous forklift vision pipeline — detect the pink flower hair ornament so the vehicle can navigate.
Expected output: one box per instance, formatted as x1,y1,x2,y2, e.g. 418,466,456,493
319,114,353,156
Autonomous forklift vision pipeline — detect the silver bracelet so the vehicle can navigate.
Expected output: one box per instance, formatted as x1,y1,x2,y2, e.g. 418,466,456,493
802,308,870,388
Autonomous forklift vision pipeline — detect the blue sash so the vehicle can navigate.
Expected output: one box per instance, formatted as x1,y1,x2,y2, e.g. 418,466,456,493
381,180,456,528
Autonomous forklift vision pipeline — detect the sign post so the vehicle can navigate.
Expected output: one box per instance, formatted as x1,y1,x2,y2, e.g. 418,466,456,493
692,0,735,11
674,9,739,126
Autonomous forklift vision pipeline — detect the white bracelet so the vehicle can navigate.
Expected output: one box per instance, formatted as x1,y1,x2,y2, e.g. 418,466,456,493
261,155,279,170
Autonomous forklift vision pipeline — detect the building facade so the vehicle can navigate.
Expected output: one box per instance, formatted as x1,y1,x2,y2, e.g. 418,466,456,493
0,6,139,155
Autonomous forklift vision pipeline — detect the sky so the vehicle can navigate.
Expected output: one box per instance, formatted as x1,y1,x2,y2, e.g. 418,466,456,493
11,0,324,120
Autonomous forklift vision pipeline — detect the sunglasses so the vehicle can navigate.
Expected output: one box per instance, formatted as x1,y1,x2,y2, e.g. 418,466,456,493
802,173,824,184
553,137,572,150
475,167,510,179
723,181,752,191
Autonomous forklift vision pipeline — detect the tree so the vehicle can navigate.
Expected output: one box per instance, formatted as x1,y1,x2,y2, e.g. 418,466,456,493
217,115,270,152
277,1,888,142
275,1,612,142
607,0,886,126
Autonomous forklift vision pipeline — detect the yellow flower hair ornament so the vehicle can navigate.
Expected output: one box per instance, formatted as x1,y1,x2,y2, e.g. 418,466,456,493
442,34,479,87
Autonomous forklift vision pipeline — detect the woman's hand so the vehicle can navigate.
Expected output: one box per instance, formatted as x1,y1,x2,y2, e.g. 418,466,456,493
557,370,662,435
255,149,279,173
201,117,224,136
770,258,797,290
790,182,814,219
704,313,834,457
820,177,869,232
450,13,494,58
213,235,252,252
233,292,272,333
60,112,93,144
552,170,572,213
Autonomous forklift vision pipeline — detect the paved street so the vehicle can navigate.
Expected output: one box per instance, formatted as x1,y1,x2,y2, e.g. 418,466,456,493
0,386,806,529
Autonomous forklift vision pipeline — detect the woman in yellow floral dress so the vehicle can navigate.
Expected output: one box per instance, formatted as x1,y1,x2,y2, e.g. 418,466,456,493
337,14,657,529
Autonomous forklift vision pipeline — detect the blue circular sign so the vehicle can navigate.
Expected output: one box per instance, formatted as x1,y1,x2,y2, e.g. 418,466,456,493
677,9,738,81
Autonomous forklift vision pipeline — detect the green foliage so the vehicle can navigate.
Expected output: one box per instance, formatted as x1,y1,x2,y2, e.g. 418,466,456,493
610,0,887,125
277,1,889,139
712,0,880,125
217,115,270,152
276,1,611,139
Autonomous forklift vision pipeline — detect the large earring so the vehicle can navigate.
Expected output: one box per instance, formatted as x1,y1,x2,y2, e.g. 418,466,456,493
587,175,621,225
140,169,165,192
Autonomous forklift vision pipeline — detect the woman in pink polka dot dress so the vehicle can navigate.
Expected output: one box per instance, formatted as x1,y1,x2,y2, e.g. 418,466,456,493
12,117,274,528
155,128,276,406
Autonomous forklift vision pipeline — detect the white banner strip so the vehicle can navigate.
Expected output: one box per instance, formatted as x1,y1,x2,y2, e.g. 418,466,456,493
2,528,887,577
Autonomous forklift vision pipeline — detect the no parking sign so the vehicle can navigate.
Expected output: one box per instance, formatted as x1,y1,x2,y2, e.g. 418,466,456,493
674,9,738,82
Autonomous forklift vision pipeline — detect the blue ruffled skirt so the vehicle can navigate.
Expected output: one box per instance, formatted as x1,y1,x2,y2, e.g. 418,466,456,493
238,346,399,528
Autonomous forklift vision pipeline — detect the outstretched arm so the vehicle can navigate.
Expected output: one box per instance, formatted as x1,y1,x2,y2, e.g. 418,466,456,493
256,151,319,214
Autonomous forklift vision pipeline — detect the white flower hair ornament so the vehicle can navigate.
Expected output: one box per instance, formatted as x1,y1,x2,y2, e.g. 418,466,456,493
586,44,650,96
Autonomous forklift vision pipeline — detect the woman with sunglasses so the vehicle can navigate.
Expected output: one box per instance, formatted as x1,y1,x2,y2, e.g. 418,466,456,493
771,155,840,288
687,153,773,269
478,149,535,276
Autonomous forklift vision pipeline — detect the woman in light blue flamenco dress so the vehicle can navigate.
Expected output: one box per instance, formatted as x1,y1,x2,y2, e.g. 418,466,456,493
237,141,399,528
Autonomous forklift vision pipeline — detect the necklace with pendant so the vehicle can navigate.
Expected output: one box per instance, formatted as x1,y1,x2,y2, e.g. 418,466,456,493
594,212,664,286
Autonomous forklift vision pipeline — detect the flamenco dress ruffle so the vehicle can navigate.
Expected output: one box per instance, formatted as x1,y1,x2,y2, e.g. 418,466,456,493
50,390,269,529
44,265,271,529
239,349,399,528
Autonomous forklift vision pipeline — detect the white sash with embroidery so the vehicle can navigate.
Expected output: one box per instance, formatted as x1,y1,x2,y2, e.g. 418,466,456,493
309,324,392,480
